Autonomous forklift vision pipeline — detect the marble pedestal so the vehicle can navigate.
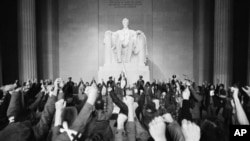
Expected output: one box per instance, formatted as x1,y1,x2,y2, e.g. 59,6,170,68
98,63,150,85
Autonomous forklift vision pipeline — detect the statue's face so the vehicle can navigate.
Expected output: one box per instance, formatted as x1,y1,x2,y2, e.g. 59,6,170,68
122,18,129,28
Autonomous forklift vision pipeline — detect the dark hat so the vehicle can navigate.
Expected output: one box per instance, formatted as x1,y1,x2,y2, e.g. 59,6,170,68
61,106,78,128
109,76,112,79
139,75,143,78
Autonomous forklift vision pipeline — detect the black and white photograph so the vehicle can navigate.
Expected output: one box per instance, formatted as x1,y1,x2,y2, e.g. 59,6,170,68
0,0,250,141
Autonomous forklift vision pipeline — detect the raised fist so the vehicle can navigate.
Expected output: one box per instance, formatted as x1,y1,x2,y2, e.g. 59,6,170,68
149,116,167,141
181,119,200,141
162,113,174,123
55,99,66,112
242,86,250,97
86,85,99,105
182,87,190,100
117,113,128,129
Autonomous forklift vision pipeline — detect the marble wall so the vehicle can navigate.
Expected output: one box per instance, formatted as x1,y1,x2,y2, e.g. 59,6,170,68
58,0,193,82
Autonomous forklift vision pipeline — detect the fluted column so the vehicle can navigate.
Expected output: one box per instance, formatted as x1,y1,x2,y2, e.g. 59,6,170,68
193,0,214,85
18,0,37,83
213,0,233,87
248,10,250,85
248,44,250,85
0,48,2,86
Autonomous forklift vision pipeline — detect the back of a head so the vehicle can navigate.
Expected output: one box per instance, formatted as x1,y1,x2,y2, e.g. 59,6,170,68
85,133,105,141
95,98,104,110
200,119,227,141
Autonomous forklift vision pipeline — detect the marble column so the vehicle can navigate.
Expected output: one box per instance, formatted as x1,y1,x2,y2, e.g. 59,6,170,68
248,10,250,85
193,0,214,85
18,0,37,83
213,0,233,88
45,0,59,80
0,48,2,86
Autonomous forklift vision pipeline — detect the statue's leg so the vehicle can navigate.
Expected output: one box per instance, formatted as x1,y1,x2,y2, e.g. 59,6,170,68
127,40,133,63
116,40,122,63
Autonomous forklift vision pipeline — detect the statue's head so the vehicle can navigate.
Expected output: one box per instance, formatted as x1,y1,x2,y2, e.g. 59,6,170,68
122,18,129,28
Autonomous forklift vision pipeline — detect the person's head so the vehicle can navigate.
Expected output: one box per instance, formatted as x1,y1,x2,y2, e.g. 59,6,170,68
86,82,90,86
85,133,105,141
109,76,112,80
95,99,104,110
145,101,156,113
210,84,215,90
61,107,78,127
139,75,143,80
219,84,224,90
68,77,72,82
122,18,129,28
200,119,227,141
146,82,150,87
97,83,102,88
116,82,121,87
172,74,177,80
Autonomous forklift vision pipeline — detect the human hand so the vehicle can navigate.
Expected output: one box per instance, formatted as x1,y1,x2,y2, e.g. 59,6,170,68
149,116,167,141
152,99,160,110
117,113,128,130
2,84,16,92
185,81,191,87
181,119,200,141
162,113,174,123
123,96,134,107
14,87,22,92
55,99,66,112
230,87,239,100
182,87,190,100
46,85,54,94
53,78,62,89
242,86,250,98
58,79,64,89
107,86,112,92
86,84,99,105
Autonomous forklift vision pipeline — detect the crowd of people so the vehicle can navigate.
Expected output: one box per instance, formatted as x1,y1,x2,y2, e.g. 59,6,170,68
0,73,250,141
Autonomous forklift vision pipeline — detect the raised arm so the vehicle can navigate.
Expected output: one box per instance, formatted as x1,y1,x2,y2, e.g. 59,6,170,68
33,78,61,140
231,87,249,125
124,96,136,141
104,89,114,119
110,89,128,116
54,84,99,141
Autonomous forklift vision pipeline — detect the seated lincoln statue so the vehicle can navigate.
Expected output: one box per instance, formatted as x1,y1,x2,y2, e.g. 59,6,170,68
104,18,148,66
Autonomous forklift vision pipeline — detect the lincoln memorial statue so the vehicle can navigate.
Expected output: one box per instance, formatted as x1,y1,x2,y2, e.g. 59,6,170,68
98,18,150,84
